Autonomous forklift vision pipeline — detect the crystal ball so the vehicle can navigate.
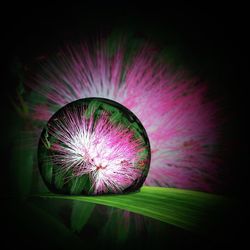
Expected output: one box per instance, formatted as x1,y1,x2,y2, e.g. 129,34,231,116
38,98,150,195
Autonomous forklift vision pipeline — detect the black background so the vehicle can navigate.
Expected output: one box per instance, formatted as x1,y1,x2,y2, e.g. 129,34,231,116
2,3,248,249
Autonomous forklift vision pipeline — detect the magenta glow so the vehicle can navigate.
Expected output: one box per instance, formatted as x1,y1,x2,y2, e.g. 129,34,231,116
30,39,221,192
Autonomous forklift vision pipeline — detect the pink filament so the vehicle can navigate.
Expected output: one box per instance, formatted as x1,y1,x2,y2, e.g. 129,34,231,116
30,42,220,192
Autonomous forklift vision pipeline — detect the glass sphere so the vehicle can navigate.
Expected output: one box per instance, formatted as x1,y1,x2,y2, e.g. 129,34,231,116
38,98,150,195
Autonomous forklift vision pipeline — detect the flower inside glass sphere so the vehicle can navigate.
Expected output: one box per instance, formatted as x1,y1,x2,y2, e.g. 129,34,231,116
38,97,151,195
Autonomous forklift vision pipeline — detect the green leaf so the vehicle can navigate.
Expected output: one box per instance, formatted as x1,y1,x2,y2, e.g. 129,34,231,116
36,186,228,232
71,201,95,233
100,208,130,243
54,170,64,189
69,175,90,195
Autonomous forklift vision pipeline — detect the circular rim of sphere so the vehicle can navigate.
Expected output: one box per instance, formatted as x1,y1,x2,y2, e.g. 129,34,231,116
38,97,151,195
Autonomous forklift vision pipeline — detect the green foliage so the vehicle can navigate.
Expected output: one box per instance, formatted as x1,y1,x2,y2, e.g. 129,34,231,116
71,201,95,233
38,186,227,232
9,132,34,199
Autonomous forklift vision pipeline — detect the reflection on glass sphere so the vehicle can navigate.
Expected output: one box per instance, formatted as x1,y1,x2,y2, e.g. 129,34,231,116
38,97,150,195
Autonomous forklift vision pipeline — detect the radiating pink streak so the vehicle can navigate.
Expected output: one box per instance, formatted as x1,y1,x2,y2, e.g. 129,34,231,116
29,41,221,192
47,105,145,194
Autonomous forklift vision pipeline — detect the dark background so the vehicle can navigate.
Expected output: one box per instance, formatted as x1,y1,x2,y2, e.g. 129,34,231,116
2,3,248,249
